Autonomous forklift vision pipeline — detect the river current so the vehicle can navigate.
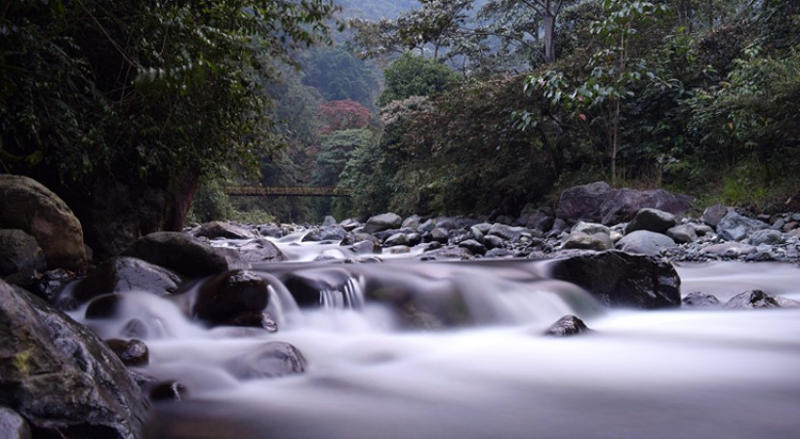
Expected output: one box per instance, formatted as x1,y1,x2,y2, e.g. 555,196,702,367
73,234,800,439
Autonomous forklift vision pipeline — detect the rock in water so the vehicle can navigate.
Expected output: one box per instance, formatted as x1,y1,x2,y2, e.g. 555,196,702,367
123,231,229,277
0,175,88,270
724,290,780,309
0,407,31,439
543,315,591,337
193,270,270,327
105,339,149,367
224,342,306,380
72,256,181,305
0,229,46,276
0,280,147,438
364,213,402,233
624,208,677,234
549,250,681,309
682,292,721,307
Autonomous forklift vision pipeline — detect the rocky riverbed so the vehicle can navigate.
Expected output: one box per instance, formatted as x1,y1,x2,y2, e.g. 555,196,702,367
2,177,800,438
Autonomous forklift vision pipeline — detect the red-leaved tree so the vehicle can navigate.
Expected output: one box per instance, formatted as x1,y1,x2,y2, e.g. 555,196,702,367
318,99,373,134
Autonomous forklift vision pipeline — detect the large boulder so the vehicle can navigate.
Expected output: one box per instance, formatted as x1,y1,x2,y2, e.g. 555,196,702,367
364,213,402,234
616,231,676,256
562,231,613,251
716,211,769,241
194,221,255,240
123,231,228,277
0,229,46,277
72,256,181,305
0,175,87,270
624,208,676,234
193,270,271,328
0,280,147,438
556,181,691,225
702,204,730,227
549,250,681,309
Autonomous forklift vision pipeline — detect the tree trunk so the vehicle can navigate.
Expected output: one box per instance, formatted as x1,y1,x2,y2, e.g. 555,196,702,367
611,100,621,185
543,14,555,63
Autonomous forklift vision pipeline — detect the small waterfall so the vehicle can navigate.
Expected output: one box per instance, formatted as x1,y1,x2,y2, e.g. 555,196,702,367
319,276,366,310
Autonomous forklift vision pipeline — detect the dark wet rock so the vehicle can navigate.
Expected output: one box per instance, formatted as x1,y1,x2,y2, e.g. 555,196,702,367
0,229,46,277
543,315,591,337
624,208,676,234
724,290,780,309
319,226,347,241
469,225,485,241
667,224,698,243
364,212,402,233
225,342,306,380
384,233,409,247
556,181,691,225
702,204,730,227
682,292,721,307
195,221,255,240
0,280,148,438
406,233,423,246
691,223,714,236
123,231,229,277
549,250,681,309
749,229,783,246
257,224,284,238
458,239,487,255
525,212,555,232
430,227,449,243
0,407,31,439
0,175,88,270
106,339,149,367
435,217,457,230
340,232,380,247
73,257,181,305
193,270,270,328
482,235,505,250
716,211,769,242
20,268,76,304
616,231,676,256
85,293,125,319
149,381,188,402
418,219,436,233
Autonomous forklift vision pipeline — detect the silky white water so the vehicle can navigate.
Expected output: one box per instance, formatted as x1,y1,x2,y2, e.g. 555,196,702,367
72,243,800,439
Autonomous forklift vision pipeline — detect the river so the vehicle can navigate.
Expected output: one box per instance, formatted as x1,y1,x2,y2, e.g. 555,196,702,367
72,234,800,439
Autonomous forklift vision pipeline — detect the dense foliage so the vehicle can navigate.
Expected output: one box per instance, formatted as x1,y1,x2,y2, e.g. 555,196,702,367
0,0,336,186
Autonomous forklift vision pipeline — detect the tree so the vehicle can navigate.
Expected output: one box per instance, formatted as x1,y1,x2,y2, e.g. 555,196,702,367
526,0,669,184
318,100,374,134
378,53,462,106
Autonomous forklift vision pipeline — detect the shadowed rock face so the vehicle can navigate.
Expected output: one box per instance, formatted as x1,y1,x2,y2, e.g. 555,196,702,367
548,250,681,309
123,232,229,277
543,315,591,337
0,175,88,270
556,181,692,225
0,280,148,438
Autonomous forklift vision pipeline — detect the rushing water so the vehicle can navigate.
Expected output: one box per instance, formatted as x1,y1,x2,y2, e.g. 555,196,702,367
72,236,800,439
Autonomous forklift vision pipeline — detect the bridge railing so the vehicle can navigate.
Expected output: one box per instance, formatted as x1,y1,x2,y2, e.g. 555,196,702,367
224,185,351,197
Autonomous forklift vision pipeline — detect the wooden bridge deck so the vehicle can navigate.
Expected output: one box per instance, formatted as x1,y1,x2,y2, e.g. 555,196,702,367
224,185,351,197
